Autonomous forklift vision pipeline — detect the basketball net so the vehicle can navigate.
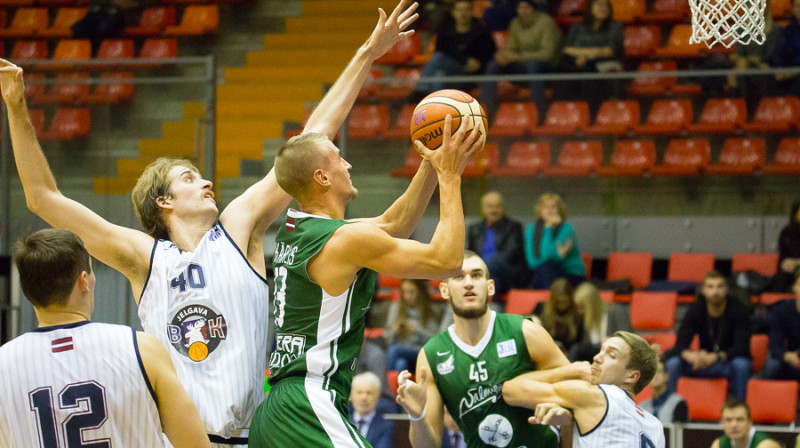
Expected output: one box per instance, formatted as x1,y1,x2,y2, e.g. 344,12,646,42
689,0,767,48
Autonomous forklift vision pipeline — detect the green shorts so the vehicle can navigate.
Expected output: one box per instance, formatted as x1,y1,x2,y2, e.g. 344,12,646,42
248,377,370,448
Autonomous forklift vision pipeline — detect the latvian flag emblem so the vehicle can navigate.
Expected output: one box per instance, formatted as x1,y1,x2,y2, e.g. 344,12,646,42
51,337,74,353
286,218,296,232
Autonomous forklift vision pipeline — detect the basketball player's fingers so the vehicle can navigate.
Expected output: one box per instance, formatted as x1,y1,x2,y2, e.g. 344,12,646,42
413,139,432,159
398,14,419,32
396,2,419,25
388,0,410,22
528,415,542,425
399,30,416,40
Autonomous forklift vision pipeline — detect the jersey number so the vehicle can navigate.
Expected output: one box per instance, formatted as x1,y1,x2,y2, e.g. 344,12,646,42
640,433,655,448
274,266,288,328
29,381,109,448
469,361,488,382
170,263,206,292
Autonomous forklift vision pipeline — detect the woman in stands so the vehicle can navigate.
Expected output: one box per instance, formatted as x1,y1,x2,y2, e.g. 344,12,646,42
384,279,442,373
776,200,800,291
534,278,584,354
524,192,585,289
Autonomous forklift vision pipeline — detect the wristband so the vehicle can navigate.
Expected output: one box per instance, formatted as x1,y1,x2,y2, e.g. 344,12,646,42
408,408,427,422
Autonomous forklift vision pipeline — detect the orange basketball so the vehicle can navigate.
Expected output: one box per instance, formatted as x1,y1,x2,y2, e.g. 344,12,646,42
410,89,487,150
189,341,209,362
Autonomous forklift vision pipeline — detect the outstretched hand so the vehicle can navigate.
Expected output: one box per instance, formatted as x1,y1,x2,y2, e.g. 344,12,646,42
365,0,419,60
396,367,428,419
0,58,25,106
414,114,483,178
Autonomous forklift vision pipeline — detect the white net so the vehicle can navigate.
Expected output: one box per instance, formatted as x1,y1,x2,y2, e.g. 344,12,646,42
689,0,767,48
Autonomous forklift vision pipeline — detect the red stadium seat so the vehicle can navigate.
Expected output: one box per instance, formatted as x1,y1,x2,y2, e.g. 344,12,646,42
374,68,419,101
125,6,177,36
463,143,499,178
96,39,135,64
385,104,416,139
531,101,590,136
635,99,693,135
688,98,747,134
741,96,800,133
544,141,603,177
555,0,588,25
10,40,48,64
678,378,728,421
165,5,219,35
387,370,400,395
356,70,382,102
39,7,87,38
630,291,677,331
34,72,90,104
641,0,691,21
764,137,800,174
376,273,402,301
83,72,134,104
390,145,422,178
140,38,178,59
651,139,711,176
746,379,799,423
489,102,538,137
0,8,48,37
759,292,794,306
750,334,769,375
598,140,655,176
705,138,766,175
506,289,550,315
644,332,677,355
667,253,715,282
44,39,91,70
731,253,778,277
627,61,703,96
607,252,653,303
376,33,421,66
624,26,661,58
347,104,390,139
611,0,646,22
492,141,550,177
581,253,593,278
656,25,703,58
39,107,91,141
635,384,653,404
585,100,640,135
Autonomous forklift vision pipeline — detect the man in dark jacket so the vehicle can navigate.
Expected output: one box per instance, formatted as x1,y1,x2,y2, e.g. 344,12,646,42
664,270,752,399
466,191,526,295
763,273,800,380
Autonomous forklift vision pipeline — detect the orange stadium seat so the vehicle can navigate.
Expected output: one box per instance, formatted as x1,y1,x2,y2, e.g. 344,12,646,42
390,145,422,178
347,104,390,139
746,379,799,423
607,252,653,303
585,100,640,135
635,384,653,404
628,61,702,96
667,253,715,282
630,291,677,331
83,72,134,104
463,143,499,178
412,35,436,66
140,38,178,60
39,7,87,38
772,0,792,17
555,0,588,25
44,39,91,70
706,138,766,175
764,137,800,174
544,141,603,177
489,102,538,137
531,101,590,136
624,26,661,58
741,96,800,133
598,140,656,176
165,5,219,35
125,6,177,36
678,378,728,421
611,0,646,22
506,289,550,315
641,0,691,21
0,8,48,37
29,109,46,135
376,33,420,66
688,98,747,134
10,39,48,63
387,370,400,395
644,332,677,355
96,39,135,64
34,71,90,104
656,25,703,58
731,253,778,277
374,68,419,101
492,141,550,177
651,138,711,176
750,334,769,375
635,99,693,135
39,107,90,141
385,104,415,139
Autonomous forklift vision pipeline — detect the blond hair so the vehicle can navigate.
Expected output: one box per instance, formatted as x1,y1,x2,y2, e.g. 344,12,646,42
613,331,658,394
541,278,579,343
275,133,328,200
534,193,567,220
131,158,198,240
574,282,607,342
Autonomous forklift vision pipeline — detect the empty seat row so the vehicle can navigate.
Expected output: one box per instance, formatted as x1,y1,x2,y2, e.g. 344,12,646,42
28,106,89,140
24,71,133,104
9,38,177,66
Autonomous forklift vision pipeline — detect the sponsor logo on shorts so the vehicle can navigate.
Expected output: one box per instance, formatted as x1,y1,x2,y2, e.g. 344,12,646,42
167,302,227,362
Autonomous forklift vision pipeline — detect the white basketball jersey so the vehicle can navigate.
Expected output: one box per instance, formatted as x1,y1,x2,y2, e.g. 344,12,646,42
0,321,163,448
138,223,269,442
574,384,665,448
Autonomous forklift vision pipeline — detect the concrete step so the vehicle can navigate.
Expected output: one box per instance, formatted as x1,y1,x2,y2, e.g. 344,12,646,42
217,83,322,101
264,32,366,50
285,16,377,33
216,138,265,159
302,0,390,16
217,101,306,121
217,119,283,140
223,66,344,83
246,49,354,67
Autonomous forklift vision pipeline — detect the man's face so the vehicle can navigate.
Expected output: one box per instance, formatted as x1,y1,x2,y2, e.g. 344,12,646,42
721,406,752,442
442,256,494,319
163,165,217,217
516,1,535,19
349,382,380,416
701,277,728,306
451,1,473,26
320,140,358,201
591,337,636,388
480,193,504,226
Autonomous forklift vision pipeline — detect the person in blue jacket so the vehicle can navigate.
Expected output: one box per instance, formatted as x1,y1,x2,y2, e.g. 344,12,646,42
524,193,585,289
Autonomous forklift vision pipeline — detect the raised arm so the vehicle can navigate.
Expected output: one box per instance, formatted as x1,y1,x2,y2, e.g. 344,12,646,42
137,332,211,448
396,350,445,448
220,0,420,261
0,59,153,290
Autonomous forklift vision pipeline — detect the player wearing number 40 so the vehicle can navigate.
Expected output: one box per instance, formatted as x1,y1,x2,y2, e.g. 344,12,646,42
395,251,590,448
0,229,210,448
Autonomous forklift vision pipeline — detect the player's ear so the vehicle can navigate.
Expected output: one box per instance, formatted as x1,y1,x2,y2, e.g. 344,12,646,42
439,281,450,300
313,169,330,187
156,195,171,209
487,278,495,299
626,369,641,388
77,271,91,293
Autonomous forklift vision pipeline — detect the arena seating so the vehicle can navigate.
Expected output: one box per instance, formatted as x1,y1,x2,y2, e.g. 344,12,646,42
597,140,656,176
124,6,177,36
544,141,603,177
678,377,728,421
687,98,747,134
531,101,590,136
650,139,711,176
746,380,799,424
705,138,766,175
584,100,640,136
39,7,86,37
630,291,677,332
491,141,550,177
489,102,538,137
764,138,800,174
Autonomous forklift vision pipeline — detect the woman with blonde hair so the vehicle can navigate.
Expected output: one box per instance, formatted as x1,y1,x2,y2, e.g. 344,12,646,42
385,279,442,372
534,278,583,353
524,193,586,289
569,282,633,361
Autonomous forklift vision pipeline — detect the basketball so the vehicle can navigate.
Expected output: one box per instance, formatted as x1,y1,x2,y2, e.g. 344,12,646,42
189,341,209,362
410,89,488,150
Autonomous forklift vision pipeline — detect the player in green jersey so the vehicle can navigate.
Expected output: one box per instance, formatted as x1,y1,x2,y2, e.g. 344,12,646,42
396,251,590,447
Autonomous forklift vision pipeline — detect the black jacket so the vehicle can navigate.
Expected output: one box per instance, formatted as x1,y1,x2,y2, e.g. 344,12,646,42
665,295,751,360
467,216,526,287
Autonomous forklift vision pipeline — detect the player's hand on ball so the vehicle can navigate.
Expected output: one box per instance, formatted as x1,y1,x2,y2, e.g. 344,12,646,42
529,403,573,426
395,367,428,420
415,114,482,177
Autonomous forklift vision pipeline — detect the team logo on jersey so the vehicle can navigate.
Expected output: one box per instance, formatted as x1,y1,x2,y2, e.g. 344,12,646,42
436,354,455,375
496,339,517,358
478,414,513,447
459,384,502,418
167,302,227,362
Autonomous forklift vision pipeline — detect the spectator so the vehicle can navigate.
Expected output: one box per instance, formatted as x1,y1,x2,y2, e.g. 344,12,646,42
481,0,562,118
356,338,393,400
349,372,396,448
557,0,624,112
728,1,780,108
420,0,455,32
411,0,496,99
524,192,585,289
763,273,800,380
639,359,689,424
467,191,527,295
569,281,631,361
710,399,781,448
441,408,467,448
775,199,800,292
483,0,520,31
773,0,800,95
71,0,150,55
534,278,584,353
664,271,752,400
385,279,441,373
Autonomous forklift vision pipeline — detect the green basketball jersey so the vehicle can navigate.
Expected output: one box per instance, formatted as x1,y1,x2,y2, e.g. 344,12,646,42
268,209,376,398
424,312,559,448
718,430,774,448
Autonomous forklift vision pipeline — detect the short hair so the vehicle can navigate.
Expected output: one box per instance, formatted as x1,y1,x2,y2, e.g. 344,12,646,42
131,157,198,240
721,398,751,420
13,229,91,308
534,193,567,220
703,270,727,285
613,331,658,394
462,250,490,277
274,133,328,200
352,371,382,391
